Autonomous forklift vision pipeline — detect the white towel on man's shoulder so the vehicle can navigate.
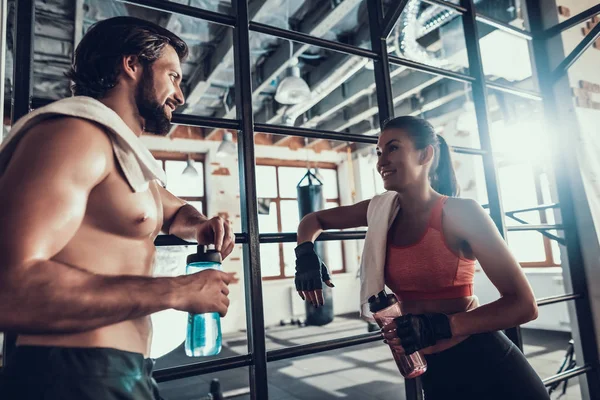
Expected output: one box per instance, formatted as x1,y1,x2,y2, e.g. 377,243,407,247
359,190,401,322
0,96,166,192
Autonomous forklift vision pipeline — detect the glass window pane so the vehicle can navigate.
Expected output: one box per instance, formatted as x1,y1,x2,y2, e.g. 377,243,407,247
250,32,379,136
475,0,529,30
256,166,278,198
317,169,339,200
159,367,250,399
452,153,488,206
497,163,539,218
389,65,481,149
279,167,308,198
488,91,547,164
165,160,205,197
325,240,344,273
283,242,297,278
166,0,232,15
507,232,547,263
250,0,372,50
258,201,279,232
261,244,282,278
478,22,536,91
43,1,236,120
391,1,469,74
323,202,344,272
280,200,300,232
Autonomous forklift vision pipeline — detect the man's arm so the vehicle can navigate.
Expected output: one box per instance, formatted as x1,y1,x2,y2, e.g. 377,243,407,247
160,186,236,258
160,187,206,240
0,118,233,334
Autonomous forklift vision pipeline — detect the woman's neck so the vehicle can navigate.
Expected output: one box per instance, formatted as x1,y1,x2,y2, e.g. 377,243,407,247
395,184,438,215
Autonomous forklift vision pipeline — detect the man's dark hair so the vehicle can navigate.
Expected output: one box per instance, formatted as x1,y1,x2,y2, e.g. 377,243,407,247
66,16,189,99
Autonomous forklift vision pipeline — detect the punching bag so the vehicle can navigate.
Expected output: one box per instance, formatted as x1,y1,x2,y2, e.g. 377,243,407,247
297,170,334,326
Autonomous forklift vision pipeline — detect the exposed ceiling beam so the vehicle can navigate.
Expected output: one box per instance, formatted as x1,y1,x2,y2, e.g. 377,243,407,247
317,71,443,133
74,0,84,47
306,79,466,148
177,0,270,114
300,64,408,130
260,22,372,127
215,0,364,121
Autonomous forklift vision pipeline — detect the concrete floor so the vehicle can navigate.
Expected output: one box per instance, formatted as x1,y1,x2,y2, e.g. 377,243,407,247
156,316,582,400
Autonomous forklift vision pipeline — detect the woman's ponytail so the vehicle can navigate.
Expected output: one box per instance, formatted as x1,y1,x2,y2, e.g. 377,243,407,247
431,134,459,197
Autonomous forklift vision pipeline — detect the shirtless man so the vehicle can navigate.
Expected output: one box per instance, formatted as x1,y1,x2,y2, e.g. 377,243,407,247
0,17,237,400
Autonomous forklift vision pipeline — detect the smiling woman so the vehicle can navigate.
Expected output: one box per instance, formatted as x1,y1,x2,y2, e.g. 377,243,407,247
293,113,549,399
376,116,458,197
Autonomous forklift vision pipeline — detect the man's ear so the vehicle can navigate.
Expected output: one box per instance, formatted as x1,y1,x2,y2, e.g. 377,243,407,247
420,144,435,165
121,55,143,81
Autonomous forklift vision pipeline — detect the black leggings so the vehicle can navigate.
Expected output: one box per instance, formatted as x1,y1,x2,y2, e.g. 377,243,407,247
0,345,163,400
421,331,550,400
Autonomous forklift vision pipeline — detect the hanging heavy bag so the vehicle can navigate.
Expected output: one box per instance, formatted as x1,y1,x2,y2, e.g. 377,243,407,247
296,169,334,326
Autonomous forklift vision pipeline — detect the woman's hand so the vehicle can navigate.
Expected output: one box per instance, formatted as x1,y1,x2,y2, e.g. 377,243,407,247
381,313,452,355
294,242,334,307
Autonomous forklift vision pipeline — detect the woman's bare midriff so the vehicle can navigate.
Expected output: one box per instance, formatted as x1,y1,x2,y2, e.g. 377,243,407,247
399,295,480,355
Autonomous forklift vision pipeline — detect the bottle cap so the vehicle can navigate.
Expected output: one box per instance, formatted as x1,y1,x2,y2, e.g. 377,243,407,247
187,244,222,265
368,290,392,313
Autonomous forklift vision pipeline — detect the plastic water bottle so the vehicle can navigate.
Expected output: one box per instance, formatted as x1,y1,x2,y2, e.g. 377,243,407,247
369,290,427,379
185,245,223,357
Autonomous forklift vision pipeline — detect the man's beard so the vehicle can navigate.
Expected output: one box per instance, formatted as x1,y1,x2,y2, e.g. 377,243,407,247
136,68,172,136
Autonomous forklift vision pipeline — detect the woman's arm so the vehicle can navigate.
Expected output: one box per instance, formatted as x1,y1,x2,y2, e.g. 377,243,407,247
445,198,538,336
297,200,371,244
295,200,371,306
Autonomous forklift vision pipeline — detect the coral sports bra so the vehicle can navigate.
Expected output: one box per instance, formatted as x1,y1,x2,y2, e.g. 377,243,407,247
384,196,476,301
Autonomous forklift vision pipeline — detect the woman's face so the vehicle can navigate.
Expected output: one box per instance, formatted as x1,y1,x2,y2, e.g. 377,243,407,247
376,128,431,192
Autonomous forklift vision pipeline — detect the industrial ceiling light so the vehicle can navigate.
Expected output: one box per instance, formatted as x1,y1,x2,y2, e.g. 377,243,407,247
217,131,237,157
182,154,199,177
275,57,311,105
275,0,311,106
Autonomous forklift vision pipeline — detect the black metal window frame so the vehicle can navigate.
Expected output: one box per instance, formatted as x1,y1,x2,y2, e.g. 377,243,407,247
4,0,600,399
255,161,346,280
154,154,207,214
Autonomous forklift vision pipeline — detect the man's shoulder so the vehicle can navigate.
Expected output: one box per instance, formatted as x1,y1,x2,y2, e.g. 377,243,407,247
24,116,113,154
12,116,115,178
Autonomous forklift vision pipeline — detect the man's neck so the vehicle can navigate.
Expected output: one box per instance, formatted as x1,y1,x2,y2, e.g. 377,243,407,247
98,94,145,137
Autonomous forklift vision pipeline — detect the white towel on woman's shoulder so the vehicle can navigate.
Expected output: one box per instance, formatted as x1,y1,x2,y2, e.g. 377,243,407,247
0,96,165,192
359,190,401,322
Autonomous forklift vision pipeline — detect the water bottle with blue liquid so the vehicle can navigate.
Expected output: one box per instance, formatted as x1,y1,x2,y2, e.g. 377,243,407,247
185,244,223,357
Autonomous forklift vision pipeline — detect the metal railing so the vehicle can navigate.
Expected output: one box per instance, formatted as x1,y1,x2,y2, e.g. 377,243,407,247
152,289,588,383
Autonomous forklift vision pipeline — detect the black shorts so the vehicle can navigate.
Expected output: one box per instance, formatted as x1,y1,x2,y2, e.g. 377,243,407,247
421,331,550,399
0,345,163,400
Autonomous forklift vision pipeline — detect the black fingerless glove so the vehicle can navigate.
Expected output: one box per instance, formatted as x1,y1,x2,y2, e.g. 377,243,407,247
394,313,453,355
294,242,330,291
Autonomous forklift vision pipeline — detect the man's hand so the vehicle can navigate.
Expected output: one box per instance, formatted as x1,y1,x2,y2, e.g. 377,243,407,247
382,313,453,354
173,270,239,317
196,216,236,259
294,242,334,307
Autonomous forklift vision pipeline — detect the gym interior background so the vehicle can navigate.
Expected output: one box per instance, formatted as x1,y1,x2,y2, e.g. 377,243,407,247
1,0,600,399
